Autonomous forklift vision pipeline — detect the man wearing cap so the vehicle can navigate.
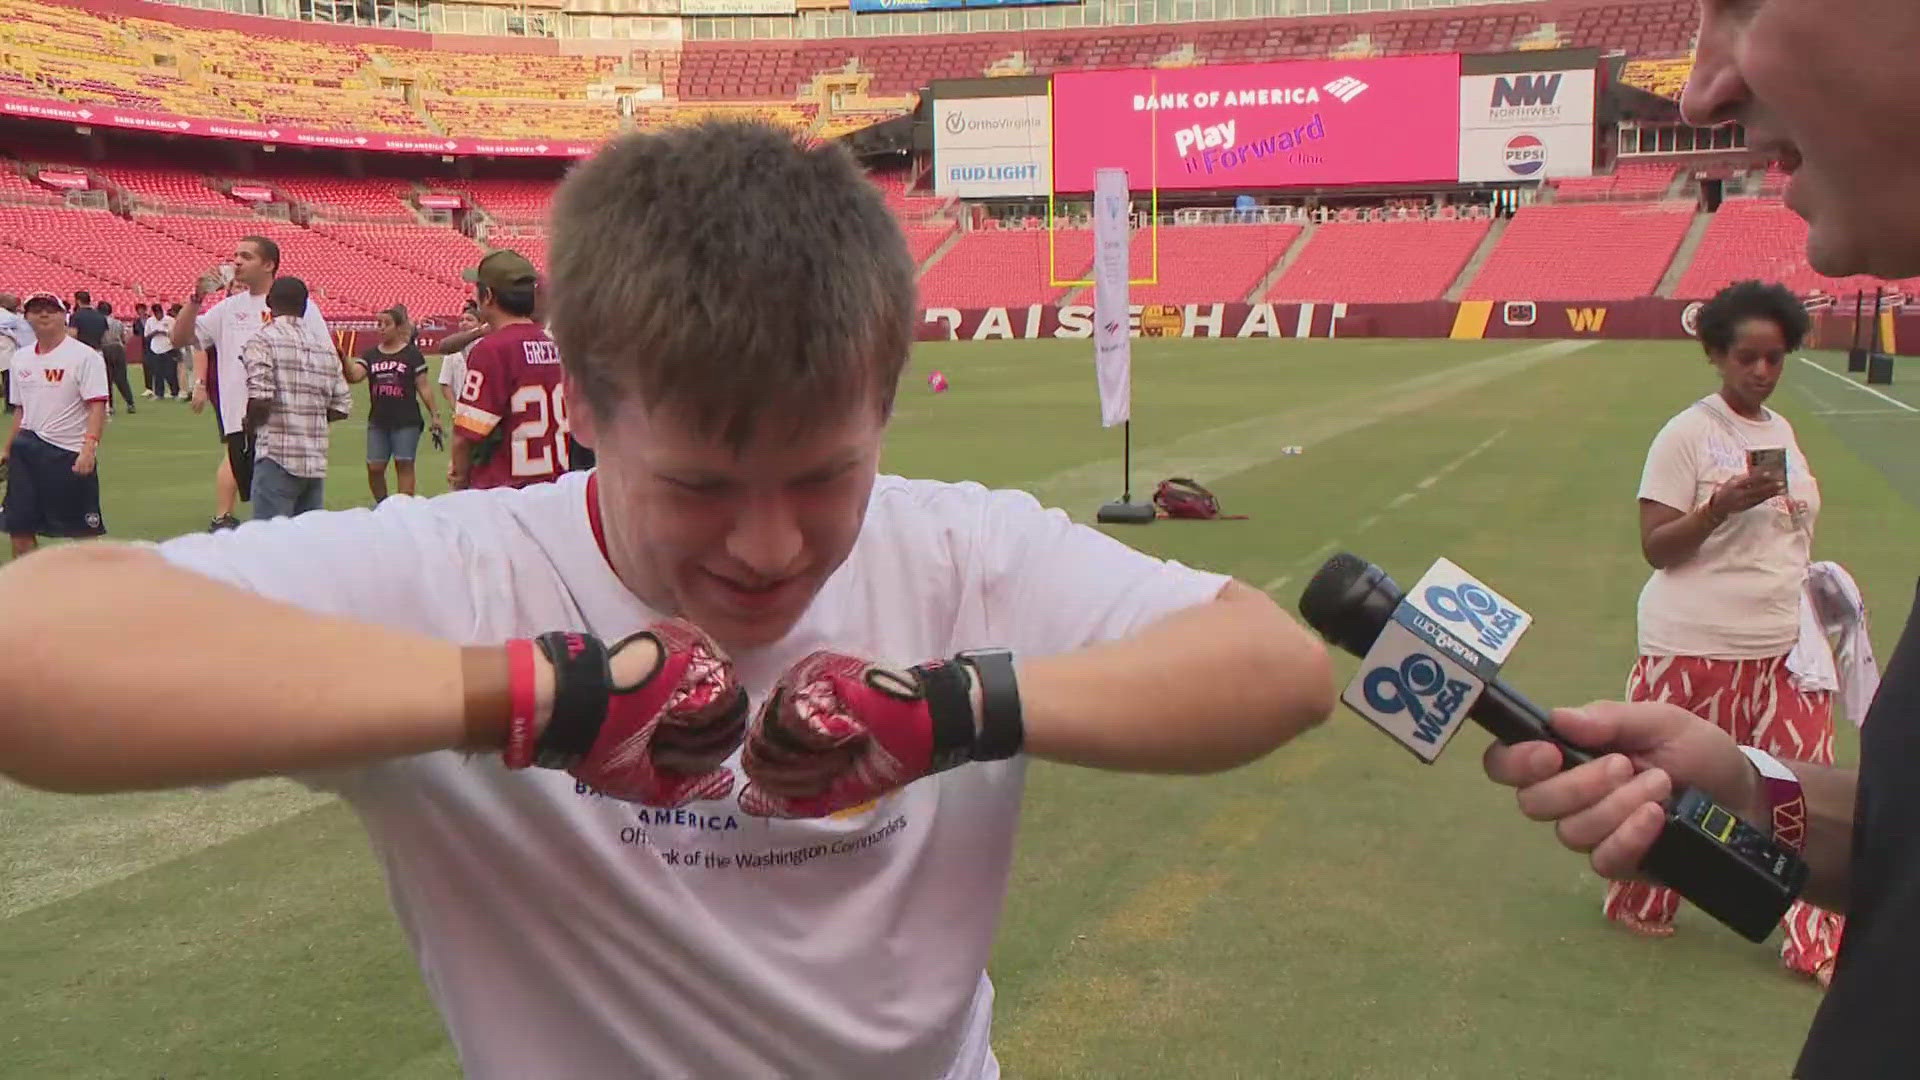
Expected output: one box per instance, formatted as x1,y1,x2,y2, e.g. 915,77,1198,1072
2,293,108,560
451,250,568,491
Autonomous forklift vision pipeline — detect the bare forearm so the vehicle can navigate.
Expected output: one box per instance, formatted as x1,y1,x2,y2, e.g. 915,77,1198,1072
1738,760,1855,913
83,401,104,444
170,300,199,349
437,327,485,355
0,544,519,793
1017,581,1333,773
450,438,473,489
1644,505,1723,568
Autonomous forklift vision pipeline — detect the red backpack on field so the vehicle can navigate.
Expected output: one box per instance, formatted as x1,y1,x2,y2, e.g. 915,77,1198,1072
1152,477,1247,520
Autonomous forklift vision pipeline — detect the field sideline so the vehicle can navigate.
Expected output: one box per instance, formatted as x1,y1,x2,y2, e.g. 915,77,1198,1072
4,338,1919,1078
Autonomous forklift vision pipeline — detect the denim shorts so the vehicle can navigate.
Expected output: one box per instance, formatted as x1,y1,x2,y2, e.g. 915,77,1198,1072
367,424,423,464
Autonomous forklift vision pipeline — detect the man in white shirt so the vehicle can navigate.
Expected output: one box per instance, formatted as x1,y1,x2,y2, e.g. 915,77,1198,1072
0,122,1334,1078
170,235,331,531
0,293,33,416
1,292,107,560
435,302,480,417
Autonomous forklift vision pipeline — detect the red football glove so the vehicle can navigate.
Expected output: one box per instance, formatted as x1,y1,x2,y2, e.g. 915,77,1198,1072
512,619,750,808
738,651,981,819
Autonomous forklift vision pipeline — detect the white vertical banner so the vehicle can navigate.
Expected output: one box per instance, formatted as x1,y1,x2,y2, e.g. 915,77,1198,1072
1091,167,1132,428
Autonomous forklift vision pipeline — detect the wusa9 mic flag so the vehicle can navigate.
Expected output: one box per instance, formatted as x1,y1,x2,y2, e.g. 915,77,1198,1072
1051,55,1461,192
1092,167,1131,428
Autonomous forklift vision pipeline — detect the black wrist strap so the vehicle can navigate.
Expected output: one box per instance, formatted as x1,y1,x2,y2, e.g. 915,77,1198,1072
961,651,1024,761
908,660,977,774
531,631,612,770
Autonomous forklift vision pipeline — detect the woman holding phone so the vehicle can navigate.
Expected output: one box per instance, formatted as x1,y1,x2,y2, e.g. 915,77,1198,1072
1613,279,1842,983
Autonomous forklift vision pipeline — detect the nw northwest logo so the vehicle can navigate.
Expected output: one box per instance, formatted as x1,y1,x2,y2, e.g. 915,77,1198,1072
1491,74,1562,109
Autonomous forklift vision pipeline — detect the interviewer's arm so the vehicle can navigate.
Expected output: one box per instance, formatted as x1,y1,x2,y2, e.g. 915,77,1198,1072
0,544,534,793
1744,760,1856,913
1018,580,1333,773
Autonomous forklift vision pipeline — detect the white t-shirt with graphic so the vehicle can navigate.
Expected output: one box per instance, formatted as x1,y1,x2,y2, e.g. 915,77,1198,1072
193,290,330,435
1636,393,1820,659
9,336,109,451
155,471,1227,1080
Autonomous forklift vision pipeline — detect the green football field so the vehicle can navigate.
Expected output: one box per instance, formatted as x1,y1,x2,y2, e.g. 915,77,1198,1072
5,337,1920,1078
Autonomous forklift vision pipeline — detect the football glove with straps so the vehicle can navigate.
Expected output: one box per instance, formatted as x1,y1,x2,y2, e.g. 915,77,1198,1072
738,647,1025,819
500,619,749,807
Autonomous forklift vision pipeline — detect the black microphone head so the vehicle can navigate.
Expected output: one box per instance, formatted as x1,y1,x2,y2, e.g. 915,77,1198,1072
1297,553,1406,659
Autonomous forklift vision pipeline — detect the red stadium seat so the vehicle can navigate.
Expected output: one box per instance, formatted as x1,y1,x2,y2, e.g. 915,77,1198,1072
1270,218,1490,303
1675,199,1920,300
1464,202,1695,301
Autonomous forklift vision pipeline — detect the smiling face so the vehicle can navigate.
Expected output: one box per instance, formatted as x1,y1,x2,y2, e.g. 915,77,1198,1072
1682,0,1920,278
572,391,886,653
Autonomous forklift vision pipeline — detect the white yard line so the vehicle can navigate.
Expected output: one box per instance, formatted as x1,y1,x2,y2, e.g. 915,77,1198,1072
1261,428,1509,599
1796,356,1918,413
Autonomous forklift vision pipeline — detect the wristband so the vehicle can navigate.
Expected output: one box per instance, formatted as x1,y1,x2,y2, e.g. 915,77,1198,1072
531,631,613,770
957,648,1024,761
1739,745,1807,853
907,658,978,774
503,638,539,770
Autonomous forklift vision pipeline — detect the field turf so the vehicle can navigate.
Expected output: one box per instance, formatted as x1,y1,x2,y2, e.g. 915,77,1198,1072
5,339,1919,1078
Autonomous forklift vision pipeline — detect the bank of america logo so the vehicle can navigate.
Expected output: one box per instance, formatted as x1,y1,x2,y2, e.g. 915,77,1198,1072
1323,76,1369,103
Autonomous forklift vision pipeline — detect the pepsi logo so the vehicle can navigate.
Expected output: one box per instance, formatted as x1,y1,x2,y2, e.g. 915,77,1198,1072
1503,134,1548,177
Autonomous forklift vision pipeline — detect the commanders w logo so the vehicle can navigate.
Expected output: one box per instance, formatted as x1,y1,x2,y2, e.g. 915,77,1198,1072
44,368,66,383
1565,308,1609,333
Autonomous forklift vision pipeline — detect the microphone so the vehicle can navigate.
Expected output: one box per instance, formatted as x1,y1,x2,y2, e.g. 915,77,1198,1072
1298,553,1595,765
1298,552,1808,944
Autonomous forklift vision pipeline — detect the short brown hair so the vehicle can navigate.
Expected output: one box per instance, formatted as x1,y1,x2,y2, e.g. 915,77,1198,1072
241,235,281,276
547,120,916,446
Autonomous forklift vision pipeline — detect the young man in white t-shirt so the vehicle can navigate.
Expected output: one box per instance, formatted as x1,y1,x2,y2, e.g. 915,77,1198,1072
170,235,331,531
0,122,1334,1078
435,304,481,416
1,292,107,560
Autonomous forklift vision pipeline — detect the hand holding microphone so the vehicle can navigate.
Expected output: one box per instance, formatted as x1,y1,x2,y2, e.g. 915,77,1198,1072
1482,701,1765,882
1298,553,1806,942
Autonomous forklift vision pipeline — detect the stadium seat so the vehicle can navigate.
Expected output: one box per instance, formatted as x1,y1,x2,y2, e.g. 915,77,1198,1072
1269,218,1489,303
1674,199,1920,300
916,229,1073,309
1464,202,1695,300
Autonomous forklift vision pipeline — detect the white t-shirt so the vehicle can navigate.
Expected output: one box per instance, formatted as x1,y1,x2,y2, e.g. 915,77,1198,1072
436,347,467,399
0,309,34,350
193,291,330,435
1636,394,1820,659
147,315,175,355
156,471,1227,1079
9,336,108,451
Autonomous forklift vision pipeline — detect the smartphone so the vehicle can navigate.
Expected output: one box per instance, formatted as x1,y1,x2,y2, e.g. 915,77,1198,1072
1748,447,1788,483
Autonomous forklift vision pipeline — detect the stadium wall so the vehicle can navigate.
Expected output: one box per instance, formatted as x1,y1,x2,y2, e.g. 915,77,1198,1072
918,302,1920,354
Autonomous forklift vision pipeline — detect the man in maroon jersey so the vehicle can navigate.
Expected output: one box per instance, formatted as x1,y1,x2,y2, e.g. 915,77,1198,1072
451,250,568,491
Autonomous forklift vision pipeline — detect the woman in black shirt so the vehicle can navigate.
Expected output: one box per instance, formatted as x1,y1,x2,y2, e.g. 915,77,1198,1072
344,307,442,503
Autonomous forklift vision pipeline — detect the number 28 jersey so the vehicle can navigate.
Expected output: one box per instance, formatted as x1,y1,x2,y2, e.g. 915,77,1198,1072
453,321,570,490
